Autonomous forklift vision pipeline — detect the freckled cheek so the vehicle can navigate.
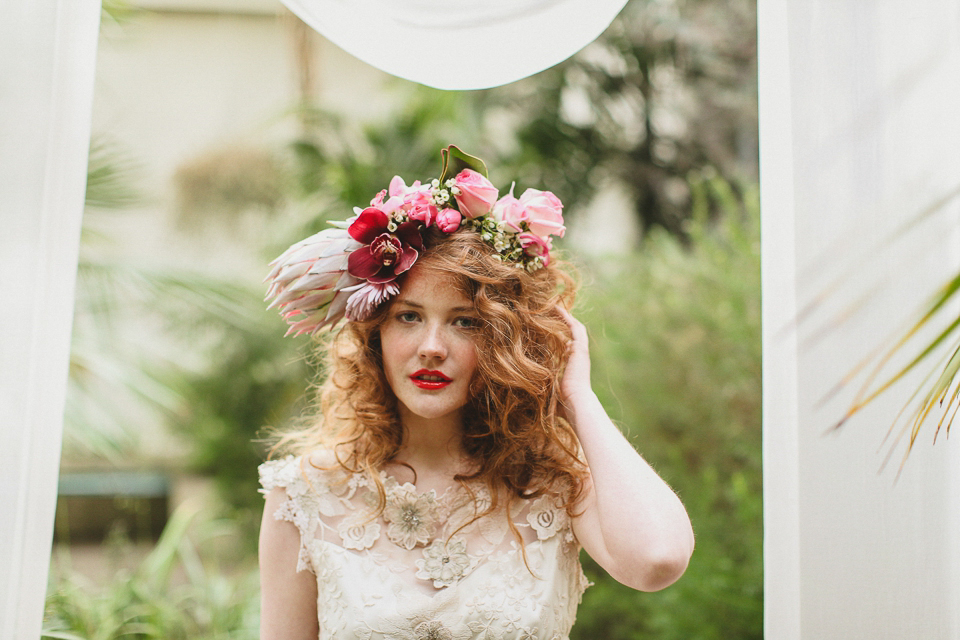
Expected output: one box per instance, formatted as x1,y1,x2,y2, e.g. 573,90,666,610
458,343,479,383
380,330,417,385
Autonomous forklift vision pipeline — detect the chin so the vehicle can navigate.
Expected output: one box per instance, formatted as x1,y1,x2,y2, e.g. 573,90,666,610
399,398,467,423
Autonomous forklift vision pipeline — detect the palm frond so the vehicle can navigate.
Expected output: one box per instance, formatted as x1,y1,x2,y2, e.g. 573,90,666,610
827,185,960,466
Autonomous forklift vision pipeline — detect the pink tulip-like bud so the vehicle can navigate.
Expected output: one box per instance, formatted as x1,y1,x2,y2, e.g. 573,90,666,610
518,188,565,238
408,201,438,227
453,169,498,219
436,208,462,233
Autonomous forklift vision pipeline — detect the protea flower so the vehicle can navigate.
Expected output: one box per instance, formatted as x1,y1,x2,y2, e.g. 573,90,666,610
264,227,362,335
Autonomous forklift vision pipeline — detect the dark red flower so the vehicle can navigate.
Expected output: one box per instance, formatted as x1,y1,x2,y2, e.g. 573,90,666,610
347,207,425,283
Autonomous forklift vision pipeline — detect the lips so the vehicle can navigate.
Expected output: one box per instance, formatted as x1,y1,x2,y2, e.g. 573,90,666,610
410,369,452,390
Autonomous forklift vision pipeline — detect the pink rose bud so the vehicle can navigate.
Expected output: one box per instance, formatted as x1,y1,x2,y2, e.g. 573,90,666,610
491,194,527,233
408,202,438,227
518,232,551,266
453,169,499,219
519,188,565,238
436,208,462,233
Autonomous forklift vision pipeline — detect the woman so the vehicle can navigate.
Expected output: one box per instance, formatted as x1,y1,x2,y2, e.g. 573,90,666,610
258,147,694,639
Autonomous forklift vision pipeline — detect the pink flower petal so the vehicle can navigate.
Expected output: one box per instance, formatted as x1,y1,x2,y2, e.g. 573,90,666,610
389,176,407,196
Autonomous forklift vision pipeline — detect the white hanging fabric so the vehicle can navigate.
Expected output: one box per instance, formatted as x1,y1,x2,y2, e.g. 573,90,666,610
281,0,629,89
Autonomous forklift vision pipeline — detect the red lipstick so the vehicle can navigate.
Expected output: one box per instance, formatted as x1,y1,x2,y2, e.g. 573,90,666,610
410,369,452,390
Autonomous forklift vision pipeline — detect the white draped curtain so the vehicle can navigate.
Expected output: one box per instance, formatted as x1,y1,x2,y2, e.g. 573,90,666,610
0,1,101,637
761,1,960,638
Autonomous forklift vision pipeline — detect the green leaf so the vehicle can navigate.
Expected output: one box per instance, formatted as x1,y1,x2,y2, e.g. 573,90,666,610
438,145,488,183
41,632,88,640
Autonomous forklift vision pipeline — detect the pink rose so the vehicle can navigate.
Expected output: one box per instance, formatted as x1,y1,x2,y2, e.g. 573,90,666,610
436,208,462,233
491,194,527,233
518,232,552,266
453,169,498,219
518,189,565,238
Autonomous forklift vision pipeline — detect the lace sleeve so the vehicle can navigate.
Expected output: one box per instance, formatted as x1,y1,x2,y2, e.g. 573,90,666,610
259,455,319,574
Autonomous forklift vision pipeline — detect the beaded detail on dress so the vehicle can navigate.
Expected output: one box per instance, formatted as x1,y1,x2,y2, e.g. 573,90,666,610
259,454,590,640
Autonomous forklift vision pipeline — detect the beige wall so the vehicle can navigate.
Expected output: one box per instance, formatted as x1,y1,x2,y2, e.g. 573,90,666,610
95,3,394,198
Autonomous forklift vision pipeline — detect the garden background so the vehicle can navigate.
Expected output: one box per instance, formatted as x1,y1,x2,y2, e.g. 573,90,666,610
45,0,760,638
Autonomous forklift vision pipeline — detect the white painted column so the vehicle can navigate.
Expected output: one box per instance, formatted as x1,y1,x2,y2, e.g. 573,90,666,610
0,1,102,637
761,1,960,638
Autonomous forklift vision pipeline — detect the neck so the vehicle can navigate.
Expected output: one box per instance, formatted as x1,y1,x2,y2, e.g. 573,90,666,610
394,407,468,475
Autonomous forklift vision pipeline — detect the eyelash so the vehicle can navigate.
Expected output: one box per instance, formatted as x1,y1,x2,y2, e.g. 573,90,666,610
453,317,479,329
394,312,479,329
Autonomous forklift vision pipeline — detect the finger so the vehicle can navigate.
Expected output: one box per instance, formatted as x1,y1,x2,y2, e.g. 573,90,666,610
556,305,588,345
556,305,582,330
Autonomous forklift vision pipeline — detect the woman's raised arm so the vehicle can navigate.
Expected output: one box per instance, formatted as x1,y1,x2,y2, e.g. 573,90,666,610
559,307,695,592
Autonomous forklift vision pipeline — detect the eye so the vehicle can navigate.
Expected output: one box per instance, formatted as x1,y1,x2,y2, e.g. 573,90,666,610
396,311,420,323
453,316,480,329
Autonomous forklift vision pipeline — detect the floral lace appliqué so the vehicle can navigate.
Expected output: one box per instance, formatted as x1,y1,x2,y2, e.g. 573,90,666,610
259,455,588,640
384,483,441,549
526,495,569,541
415,537,474,588
338,517,381,551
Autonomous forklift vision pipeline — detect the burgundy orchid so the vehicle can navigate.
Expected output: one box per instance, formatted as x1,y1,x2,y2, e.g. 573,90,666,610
347,208,425,284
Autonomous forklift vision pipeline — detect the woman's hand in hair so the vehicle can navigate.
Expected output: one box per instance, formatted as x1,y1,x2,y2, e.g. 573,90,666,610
556,305,593,410
556,306,695,592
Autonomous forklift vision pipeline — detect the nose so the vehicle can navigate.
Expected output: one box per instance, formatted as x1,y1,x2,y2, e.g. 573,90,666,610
418,323,447,361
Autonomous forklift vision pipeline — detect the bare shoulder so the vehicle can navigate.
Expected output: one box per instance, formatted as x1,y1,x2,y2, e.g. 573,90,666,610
259,488,319,640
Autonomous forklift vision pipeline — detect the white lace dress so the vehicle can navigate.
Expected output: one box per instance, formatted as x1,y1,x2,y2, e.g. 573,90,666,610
259,454,590,639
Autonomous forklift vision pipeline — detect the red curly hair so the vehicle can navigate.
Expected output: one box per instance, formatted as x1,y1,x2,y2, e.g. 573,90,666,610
274,227,588,526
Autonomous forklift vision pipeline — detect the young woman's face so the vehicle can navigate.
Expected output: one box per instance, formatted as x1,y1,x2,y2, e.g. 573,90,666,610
379,264,480,426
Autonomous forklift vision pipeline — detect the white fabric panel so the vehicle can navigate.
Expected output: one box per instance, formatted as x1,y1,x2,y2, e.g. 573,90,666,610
762,1,960,638
280,0,628,89
758,1,801,637
0,0,101,637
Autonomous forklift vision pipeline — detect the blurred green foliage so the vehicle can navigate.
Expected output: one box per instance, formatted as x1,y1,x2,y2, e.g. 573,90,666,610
44,506,259,640
572,175,761,639
168,310,309,519
495,0,757,235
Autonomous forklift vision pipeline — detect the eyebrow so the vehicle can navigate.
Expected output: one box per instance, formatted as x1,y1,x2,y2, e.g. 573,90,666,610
394,299,476,313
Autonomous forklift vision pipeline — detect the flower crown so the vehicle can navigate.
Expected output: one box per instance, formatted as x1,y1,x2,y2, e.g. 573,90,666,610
265,146,566,336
